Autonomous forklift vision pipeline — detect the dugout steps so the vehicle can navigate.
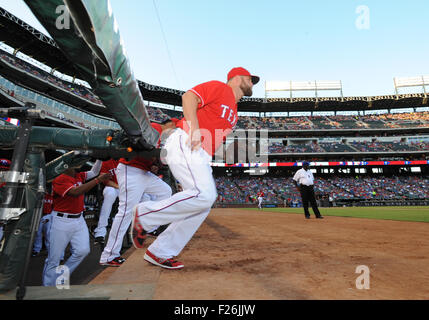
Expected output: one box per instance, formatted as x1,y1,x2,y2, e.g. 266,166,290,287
0,248,160,300
0,283,155,300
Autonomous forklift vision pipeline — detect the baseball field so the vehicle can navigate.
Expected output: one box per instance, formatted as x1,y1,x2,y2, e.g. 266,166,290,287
91,206,429,300
247,206,429,223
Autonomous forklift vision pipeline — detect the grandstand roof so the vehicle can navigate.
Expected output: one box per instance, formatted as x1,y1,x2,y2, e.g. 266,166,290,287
0,7,77,76
1,6,428,114
239,95,428,113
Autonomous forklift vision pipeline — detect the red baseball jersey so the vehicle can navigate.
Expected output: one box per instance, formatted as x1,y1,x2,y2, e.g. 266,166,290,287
52,172,87,214
43,193,54,215
119,122,162,171
176,81,238,156
0,159,10,188
100,159,119,185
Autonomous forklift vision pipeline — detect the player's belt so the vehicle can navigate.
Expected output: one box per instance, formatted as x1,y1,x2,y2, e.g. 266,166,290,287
56,212,82,219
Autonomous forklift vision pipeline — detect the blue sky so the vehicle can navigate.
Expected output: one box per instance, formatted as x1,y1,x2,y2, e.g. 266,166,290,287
0,0,428,98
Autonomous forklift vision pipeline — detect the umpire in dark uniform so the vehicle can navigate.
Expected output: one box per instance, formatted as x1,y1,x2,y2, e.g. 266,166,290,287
293,161,323,219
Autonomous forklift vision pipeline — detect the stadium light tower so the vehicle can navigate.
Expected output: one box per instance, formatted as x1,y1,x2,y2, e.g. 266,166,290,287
394,76,429,95
265,80,343,99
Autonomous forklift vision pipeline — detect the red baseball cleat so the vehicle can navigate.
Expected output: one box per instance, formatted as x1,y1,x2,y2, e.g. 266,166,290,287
144,250,184,269
130,205,147,249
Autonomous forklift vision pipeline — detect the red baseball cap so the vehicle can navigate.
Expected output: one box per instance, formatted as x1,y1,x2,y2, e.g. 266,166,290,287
227,67,260,84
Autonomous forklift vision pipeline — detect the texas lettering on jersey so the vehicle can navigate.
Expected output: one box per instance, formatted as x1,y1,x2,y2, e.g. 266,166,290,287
220,104,238,129
177,80,238,155
100,159,119,184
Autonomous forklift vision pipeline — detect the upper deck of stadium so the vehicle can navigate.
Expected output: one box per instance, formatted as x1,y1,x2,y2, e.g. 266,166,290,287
1,6,428,115
1,5,428,165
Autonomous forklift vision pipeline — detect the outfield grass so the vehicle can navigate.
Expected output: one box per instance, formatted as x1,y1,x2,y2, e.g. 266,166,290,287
246,206,429,223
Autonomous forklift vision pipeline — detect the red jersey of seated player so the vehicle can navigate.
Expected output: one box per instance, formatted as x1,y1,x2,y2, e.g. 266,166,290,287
0,158,11,188
100,159,119,185
119,122,163,171
43,192,54,215
176,80,238,156
52,172,87,214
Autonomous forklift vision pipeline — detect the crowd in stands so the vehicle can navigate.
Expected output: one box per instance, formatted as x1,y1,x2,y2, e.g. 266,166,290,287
1,50,186,124
2,48,428,142
2,55,429,154
51,111,93,129
325,175,429,200
215,176,300,205
0,51,102,105
236,112,429,130
348,141,394,153
381,112,429,128
158,108,182,119
215,175,429,205
268,142,325,153
266,140,429,154
238,116,313,130
348,140,429,152
410,141,429,151
1,50,183,128
215,177,246,203
146,106,172,122
318,142,357,153
0,82,107,130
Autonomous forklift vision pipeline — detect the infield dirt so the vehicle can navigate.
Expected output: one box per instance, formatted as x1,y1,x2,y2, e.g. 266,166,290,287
92,208,429,299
